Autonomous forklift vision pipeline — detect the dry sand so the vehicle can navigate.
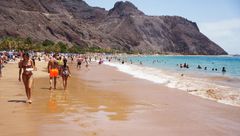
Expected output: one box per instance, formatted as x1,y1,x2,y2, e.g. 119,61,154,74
0,60,240,136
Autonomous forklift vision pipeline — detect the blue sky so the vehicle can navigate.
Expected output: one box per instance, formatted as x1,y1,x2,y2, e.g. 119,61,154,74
86,0,240,54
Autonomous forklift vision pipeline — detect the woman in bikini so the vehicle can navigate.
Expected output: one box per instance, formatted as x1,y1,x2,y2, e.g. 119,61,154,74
61,58,71,90
18,53,34,104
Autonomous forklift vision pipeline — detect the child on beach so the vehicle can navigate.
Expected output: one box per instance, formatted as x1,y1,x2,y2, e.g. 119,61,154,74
18,53,35,104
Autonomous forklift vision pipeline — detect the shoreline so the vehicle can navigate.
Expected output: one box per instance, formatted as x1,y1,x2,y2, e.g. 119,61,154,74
0,60,240,136
75,62,240,136
104,59,240,107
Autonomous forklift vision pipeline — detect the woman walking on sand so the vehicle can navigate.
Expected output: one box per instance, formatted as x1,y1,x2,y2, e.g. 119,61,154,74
18,53,34,104
61,58,71,90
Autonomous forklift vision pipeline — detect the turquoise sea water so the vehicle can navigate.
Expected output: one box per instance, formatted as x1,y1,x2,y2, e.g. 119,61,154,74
126,55,240,78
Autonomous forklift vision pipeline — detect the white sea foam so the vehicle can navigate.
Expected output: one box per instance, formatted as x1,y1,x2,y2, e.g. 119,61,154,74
104,61,240,107
105,61,169,84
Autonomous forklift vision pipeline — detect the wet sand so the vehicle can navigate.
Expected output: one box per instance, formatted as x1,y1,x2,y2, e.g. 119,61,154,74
0,61,240,136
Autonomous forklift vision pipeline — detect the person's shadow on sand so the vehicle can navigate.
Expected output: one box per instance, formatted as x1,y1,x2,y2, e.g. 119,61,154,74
40,87,50,90
8,100,26,103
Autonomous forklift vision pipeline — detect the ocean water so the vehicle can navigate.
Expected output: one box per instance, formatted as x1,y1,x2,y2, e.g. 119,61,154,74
126,55,240,77
103,55,240,107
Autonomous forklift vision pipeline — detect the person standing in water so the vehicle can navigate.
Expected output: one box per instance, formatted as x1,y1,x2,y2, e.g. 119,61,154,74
18,53,34,104
222,67,226,74
60,58,71,90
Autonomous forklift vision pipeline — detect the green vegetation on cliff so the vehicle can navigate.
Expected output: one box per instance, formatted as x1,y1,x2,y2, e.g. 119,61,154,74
0,37,119,54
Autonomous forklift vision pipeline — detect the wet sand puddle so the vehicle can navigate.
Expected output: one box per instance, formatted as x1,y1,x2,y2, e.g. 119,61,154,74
29,77,168,136
31,77,135,135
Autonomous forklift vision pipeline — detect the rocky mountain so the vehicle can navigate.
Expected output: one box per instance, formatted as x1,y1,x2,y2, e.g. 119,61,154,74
0,0,227,55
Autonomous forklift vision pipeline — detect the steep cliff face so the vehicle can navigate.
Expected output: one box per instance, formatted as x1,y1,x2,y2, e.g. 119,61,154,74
0,0,227,55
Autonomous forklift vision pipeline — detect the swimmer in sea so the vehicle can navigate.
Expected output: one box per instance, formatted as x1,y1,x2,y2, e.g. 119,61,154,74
180,64,183,68
222,67,226,73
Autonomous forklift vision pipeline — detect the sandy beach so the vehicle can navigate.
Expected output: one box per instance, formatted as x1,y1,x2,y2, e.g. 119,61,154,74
0,60,240,136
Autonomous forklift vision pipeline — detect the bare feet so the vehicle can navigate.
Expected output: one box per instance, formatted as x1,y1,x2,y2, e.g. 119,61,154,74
26,99,32,104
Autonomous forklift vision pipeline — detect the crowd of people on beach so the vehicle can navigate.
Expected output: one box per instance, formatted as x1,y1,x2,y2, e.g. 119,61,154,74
0,50,230,105
0,50,105,104
0,51,14,79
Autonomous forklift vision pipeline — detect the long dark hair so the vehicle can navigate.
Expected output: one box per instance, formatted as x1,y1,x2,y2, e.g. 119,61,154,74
23,52,29,57
23,52,30,60
63,58,67,67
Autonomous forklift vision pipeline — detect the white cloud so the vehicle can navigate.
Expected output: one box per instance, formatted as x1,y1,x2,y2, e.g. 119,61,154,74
199,18,240,54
